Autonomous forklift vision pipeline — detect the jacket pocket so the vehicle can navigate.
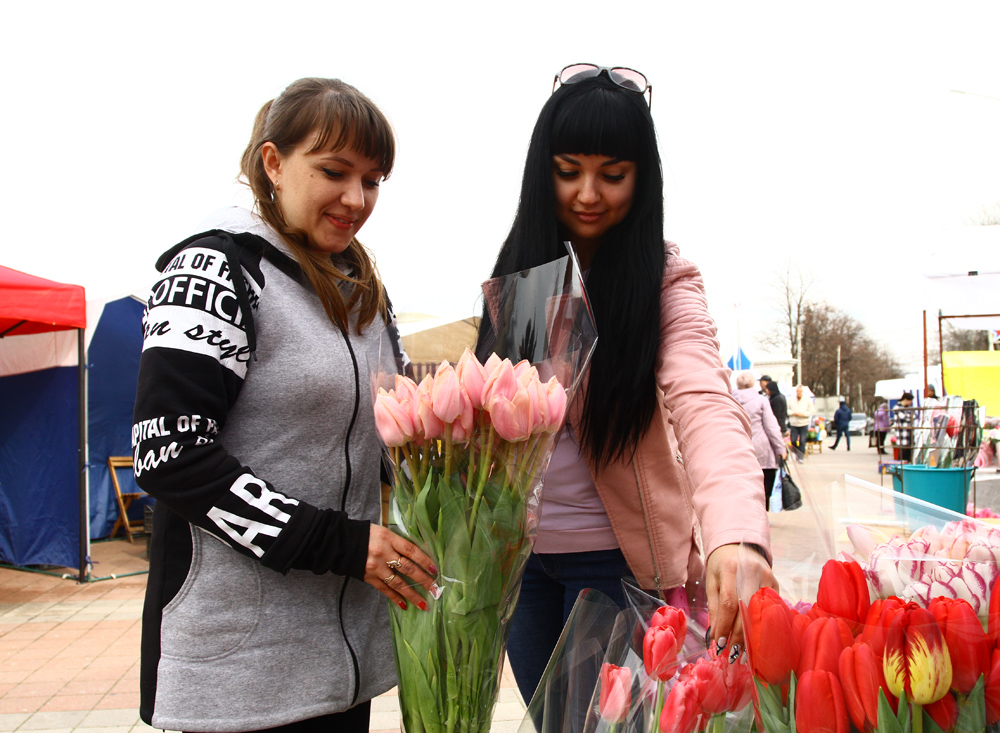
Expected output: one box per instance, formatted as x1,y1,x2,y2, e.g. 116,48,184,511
160,526,263,661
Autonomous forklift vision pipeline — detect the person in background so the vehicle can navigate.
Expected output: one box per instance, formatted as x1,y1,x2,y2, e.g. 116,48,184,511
131,78,438,733
894,392,916,462
476,64,776,703
787,385,813,460
830,400,852,450
873,401,890,455
758,374,772,395
764,381,787,435
733,373,787,510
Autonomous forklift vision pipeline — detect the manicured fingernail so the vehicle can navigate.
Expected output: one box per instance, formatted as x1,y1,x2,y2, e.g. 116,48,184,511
429,564,438,575
715,637,727,654
397,601,407,610
417,600,427,612
729,644,741,663
704,626,712,646
429,583,442,600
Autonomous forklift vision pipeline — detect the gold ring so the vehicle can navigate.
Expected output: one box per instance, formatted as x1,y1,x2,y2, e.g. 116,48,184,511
386,558,403,570
383,574,396,586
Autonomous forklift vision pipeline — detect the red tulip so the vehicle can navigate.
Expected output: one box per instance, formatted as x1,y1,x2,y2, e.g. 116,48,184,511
929,596,991,694
744,588,801,686
660,677,702,733
883,607,953,705
644,625,680,682
650,605,688,645
839,642,895,733
989,572,1000,647
686,654,753,715
599,663,632,723
795,670,849,733
985,648,1000,725
860,597,910,659
815,560,871,634
799,617,854,676
925,694,958,732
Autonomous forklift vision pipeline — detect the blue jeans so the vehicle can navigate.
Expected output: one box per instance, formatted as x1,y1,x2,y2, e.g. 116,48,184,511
506,548,632,704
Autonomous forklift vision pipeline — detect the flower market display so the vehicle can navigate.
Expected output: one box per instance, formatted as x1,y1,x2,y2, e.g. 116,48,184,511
738,477,1000,733
373,254,596,733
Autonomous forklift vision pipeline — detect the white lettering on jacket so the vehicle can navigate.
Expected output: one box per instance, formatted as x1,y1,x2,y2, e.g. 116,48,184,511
207,475,299,557
133,443,183,476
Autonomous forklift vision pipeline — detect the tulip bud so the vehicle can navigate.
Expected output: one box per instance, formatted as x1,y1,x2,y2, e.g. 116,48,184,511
815,559,870,634
643,625,680,682
798,616,854,676
543,377,567,432
985,648,1000,726
795,670,848,733
455,349,487,410
929,596,991,694
839,642,895,733
482,358,518,406
660,677,701,733
431,362,462,423
373,388,413,446
599,663,631,724
744,588,800,686
883,607,953,705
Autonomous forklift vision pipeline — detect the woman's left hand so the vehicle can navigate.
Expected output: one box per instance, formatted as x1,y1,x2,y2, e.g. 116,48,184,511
704,543,778,658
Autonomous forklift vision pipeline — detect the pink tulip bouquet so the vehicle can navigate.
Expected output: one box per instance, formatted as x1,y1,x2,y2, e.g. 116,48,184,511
372,254,597,733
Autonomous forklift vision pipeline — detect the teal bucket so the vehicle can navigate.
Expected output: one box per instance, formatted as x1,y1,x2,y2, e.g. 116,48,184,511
898,465,974,514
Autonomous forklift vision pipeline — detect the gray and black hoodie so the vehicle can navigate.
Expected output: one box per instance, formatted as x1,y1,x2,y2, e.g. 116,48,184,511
134,207,401,731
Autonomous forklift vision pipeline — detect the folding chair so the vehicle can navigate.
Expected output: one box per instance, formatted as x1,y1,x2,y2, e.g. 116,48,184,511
107,456,146,542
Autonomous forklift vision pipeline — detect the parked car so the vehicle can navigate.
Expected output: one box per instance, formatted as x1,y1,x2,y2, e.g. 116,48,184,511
848,412,871,435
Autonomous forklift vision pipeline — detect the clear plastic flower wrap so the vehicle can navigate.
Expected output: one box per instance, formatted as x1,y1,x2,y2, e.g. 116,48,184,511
369,250,598,733
736,471,1000,733
517,582,756,733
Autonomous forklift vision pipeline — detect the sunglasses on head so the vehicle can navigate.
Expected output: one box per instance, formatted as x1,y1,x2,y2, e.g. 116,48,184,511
552,63,653,109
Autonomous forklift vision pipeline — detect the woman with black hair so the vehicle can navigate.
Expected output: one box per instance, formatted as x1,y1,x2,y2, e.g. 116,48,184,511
477,65,776,702
765,380,788,435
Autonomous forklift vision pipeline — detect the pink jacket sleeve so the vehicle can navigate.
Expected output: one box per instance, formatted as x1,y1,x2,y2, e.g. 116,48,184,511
655,242,771,560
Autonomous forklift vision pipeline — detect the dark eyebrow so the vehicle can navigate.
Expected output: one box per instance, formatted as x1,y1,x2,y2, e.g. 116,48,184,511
320,155,384,176
553,154,627,166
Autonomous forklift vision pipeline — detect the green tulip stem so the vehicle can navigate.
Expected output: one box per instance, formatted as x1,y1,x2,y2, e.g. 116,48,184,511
709,713,725,733
913,703,924,733
607,723,618,733
468,422,495,533
443,424,454,480
401,445,421,488
654,680,666,727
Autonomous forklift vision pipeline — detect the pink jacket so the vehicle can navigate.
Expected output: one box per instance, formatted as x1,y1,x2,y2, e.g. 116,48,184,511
733,388,787,470
577,243,771,590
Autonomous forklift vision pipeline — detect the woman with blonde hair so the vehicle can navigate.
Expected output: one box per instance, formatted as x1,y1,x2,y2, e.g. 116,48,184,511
132,78,437,733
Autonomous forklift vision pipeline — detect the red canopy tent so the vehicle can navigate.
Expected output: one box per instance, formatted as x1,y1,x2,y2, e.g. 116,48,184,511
0,265,89,581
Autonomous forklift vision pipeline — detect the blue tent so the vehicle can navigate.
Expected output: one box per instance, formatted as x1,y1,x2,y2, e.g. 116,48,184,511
726,347,753,371
0,290,145,573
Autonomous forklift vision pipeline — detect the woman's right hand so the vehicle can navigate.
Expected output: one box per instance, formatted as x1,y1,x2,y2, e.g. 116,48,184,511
364,524,439,611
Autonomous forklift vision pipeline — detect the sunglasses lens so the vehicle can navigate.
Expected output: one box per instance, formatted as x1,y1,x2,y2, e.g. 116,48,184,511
560,63,601,85
609,68,648,92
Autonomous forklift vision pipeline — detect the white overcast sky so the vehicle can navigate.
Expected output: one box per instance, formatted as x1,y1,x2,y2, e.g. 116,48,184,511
3,1,1000,370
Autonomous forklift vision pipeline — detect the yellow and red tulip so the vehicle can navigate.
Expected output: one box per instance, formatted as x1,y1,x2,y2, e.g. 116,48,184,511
883,606,953,705
795,670,849,733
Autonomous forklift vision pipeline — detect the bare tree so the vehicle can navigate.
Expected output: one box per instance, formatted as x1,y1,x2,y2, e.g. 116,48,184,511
943,323,992,351
757,263,814,384
964,199,1000,226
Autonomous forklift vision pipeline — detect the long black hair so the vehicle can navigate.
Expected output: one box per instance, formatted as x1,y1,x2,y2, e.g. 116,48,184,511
477,73,666,469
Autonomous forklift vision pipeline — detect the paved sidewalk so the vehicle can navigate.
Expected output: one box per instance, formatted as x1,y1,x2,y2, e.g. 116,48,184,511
0,442,987,732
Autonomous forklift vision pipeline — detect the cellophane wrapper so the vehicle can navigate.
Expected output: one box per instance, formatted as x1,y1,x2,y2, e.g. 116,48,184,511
372,251,598,733
736,466,1000,733
518,582,755,733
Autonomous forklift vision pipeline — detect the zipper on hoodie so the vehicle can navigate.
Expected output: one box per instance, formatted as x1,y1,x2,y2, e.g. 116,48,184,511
631,451,662,592
338,325,363,705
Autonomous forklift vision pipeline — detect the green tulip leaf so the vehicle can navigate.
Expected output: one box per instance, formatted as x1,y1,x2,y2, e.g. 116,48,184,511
923,707,948,733
753,678,791,732
877,690,904,733
954,675,986,733
787,672,797,733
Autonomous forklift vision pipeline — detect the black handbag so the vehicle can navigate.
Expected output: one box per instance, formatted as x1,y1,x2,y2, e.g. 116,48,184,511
780,459,802,511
